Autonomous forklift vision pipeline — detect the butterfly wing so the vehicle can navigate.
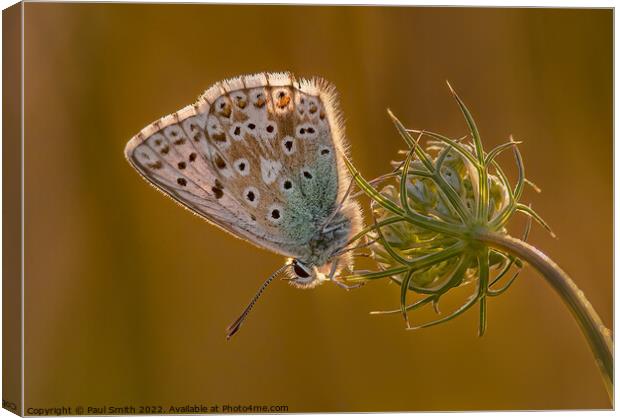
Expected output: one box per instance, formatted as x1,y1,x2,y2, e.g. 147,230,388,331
125,72,354,259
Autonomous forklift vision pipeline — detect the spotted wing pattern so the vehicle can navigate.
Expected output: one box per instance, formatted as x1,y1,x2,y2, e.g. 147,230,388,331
125,72,351,257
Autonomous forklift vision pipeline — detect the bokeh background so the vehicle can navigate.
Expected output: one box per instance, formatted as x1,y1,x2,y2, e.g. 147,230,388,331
23,4,612,412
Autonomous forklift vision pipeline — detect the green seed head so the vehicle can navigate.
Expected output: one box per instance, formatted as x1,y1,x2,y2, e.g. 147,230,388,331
342,83,553,334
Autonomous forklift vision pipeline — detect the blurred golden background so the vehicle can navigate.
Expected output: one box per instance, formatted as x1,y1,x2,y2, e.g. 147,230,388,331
23,4,612,411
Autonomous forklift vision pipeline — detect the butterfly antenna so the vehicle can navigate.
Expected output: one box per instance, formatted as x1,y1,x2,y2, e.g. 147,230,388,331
226,263,292,340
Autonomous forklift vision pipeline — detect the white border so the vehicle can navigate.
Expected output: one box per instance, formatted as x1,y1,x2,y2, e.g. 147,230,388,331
0,2,615,418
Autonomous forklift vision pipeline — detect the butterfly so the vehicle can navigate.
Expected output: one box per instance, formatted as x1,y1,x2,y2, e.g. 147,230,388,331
124,72,363,338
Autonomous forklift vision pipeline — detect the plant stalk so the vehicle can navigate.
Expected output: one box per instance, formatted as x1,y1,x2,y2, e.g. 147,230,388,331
475,230,613,402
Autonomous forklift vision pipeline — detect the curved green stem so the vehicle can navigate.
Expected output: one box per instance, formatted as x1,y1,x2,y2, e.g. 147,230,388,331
475,230,613,401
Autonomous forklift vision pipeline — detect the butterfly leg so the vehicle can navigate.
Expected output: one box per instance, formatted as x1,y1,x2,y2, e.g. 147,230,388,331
335,235,380,257
328,260,364,290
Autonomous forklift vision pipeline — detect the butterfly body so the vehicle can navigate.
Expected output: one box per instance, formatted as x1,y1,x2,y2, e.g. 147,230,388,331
125,72,361,295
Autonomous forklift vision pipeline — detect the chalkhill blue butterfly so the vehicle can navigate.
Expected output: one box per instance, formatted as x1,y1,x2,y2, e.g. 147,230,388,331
124,72,363,338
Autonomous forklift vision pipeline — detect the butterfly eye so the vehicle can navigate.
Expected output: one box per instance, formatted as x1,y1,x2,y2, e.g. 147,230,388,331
293,262,311,279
